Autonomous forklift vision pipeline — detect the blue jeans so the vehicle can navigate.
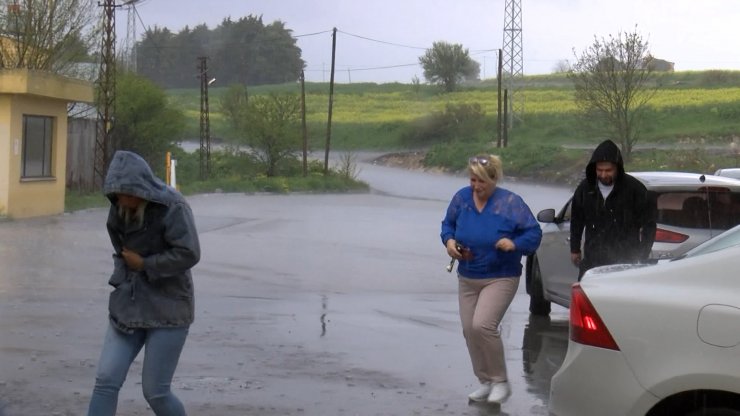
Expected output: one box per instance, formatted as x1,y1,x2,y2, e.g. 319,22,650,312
87,324,189,416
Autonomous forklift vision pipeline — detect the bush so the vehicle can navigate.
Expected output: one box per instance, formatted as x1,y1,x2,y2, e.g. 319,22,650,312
401,102,485,147
699,70,740,87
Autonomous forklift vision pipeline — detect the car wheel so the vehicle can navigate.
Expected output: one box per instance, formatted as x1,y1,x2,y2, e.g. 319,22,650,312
528,255,551,316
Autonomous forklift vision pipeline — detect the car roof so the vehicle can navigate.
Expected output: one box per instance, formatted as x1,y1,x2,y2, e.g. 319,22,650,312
630,171,740,191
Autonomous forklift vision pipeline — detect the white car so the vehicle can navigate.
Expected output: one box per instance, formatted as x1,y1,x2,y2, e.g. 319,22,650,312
549,224,740,416
527,171,740,315
714,168,740,180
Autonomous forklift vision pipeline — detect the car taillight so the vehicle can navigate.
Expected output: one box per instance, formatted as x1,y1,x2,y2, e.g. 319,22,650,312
570,283,619,350
654,228,689,243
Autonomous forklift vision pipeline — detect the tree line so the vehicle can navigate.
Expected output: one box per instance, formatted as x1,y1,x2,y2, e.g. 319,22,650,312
136,15,304,89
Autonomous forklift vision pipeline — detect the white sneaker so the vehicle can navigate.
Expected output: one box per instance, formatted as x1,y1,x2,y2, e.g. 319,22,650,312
467,382,492,402
487,381,511,404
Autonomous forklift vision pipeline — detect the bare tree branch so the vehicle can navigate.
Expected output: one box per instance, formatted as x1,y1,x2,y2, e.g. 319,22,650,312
568,27,660,158
0,0,99,77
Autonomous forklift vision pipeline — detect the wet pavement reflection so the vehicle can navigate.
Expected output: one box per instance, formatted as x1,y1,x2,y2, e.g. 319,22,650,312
0,158,574,415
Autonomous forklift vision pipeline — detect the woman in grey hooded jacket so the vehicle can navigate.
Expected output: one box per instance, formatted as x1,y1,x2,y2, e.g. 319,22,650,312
87,150,200,416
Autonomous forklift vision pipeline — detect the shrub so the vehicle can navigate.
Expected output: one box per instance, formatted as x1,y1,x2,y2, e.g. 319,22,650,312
401,102,485,147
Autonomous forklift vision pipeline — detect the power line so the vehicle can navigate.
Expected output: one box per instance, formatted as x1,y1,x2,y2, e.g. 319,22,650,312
132,23,498,79
337,30,427,50
293,29,333,38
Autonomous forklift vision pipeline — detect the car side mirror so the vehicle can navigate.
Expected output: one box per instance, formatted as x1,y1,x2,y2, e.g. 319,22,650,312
537,208,556,223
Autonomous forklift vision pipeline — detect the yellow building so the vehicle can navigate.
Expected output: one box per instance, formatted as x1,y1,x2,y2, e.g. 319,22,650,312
0,69,94,219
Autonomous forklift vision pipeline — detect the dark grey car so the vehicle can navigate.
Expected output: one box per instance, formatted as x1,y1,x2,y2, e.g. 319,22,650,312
526,171,740,315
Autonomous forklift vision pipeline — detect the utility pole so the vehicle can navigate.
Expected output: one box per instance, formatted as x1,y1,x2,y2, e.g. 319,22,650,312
497,49,503,147
300,70,308,177
93,0,118,189
198,56,211,180
323,27,336,175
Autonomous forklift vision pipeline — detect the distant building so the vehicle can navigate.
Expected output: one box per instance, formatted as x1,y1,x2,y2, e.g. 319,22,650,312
645,56,675,72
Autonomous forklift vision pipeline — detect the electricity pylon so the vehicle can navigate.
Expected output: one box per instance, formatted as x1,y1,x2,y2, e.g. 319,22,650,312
502,0,523,121
121,0,142,72
93,0,118,189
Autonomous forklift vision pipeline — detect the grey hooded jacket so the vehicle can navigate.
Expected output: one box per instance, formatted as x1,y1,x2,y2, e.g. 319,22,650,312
103,150,200,332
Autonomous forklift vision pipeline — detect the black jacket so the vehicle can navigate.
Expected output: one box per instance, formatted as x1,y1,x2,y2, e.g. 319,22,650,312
570,140,656,270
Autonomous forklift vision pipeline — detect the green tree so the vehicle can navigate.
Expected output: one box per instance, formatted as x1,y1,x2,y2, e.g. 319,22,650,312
211,16,303,86
114,72,186,173
136,26,177,87
169,24,210,88
137,15,303,89
218,83,249,139
419,41,480,92
568,28,659,159
236,93,301,177
0,0,98,75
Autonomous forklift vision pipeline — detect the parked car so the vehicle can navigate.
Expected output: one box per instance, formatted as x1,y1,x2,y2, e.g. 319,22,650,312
527,171,740,315
549,224,740,416
714,167,740,180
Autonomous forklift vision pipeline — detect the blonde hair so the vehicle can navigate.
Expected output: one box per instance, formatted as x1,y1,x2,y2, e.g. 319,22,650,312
118,200,148,227
468,154,503,185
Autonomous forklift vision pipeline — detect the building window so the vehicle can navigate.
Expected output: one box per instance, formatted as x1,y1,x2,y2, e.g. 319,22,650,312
22,115,54,178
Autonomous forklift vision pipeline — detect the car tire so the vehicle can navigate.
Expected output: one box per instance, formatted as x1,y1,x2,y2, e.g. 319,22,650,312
528,255,551,316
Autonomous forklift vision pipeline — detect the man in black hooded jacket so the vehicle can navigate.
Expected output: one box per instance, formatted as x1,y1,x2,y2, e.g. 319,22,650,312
570,139,657,278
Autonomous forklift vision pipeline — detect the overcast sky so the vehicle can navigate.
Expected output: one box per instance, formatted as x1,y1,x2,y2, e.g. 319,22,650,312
129,0,740,83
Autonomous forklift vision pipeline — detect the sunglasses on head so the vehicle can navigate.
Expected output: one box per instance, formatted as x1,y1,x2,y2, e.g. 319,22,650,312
468,156,489,166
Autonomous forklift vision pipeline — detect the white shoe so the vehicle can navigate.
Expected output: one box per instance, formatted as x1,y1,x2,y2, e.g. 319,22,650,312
467,382,492,402
487,381,511,404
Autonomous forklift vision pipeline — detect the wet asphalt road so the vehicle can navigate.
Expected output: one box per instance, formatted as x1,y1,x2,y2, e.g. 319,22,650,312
0,155,573,415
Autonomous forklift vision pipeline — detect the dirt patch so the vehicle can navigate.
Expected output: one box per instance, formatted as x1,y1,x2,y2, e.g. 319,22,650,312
371,151,449,174
370,151,581,185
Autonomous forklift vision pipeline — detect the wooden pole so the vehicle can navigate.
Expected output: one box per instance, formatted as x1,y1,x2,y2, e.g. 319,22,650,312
300,71,308,177
324,28,337,175
497,49,503,148
503,88,509,147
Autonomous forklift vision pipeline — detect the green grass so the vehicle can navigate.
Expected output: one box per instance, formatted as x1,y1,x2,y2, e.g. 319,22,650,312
174,70,740,144
65,174,369,213
64,191,109,213
178,174,368,195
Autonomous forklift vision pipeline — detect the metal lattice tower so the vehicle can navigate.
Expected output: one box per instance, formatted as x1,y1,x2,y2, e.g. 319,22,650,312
502,0,524,120
121,0,140,72
198,57,211,180
93,0,118,189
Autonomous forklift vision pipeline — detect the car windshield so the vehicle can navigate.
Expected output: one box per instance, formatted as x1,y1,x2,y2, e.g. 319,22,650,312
675,224,740,259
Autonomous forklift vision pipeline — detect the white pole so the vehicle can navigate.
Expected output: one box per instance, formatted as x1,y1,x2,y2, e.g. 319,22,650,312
171,159,177,189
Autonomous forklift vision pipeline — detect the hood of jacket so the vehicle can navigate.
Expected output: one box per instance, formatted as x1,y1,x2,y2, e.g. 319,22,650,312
103,151,177,206
585,139,625,184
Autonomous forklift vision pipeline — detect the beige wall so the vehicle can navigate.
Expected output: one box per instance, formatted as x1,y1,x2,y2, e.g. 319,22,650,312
5,96,68,217
0,95,10,215
0,69,93,219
